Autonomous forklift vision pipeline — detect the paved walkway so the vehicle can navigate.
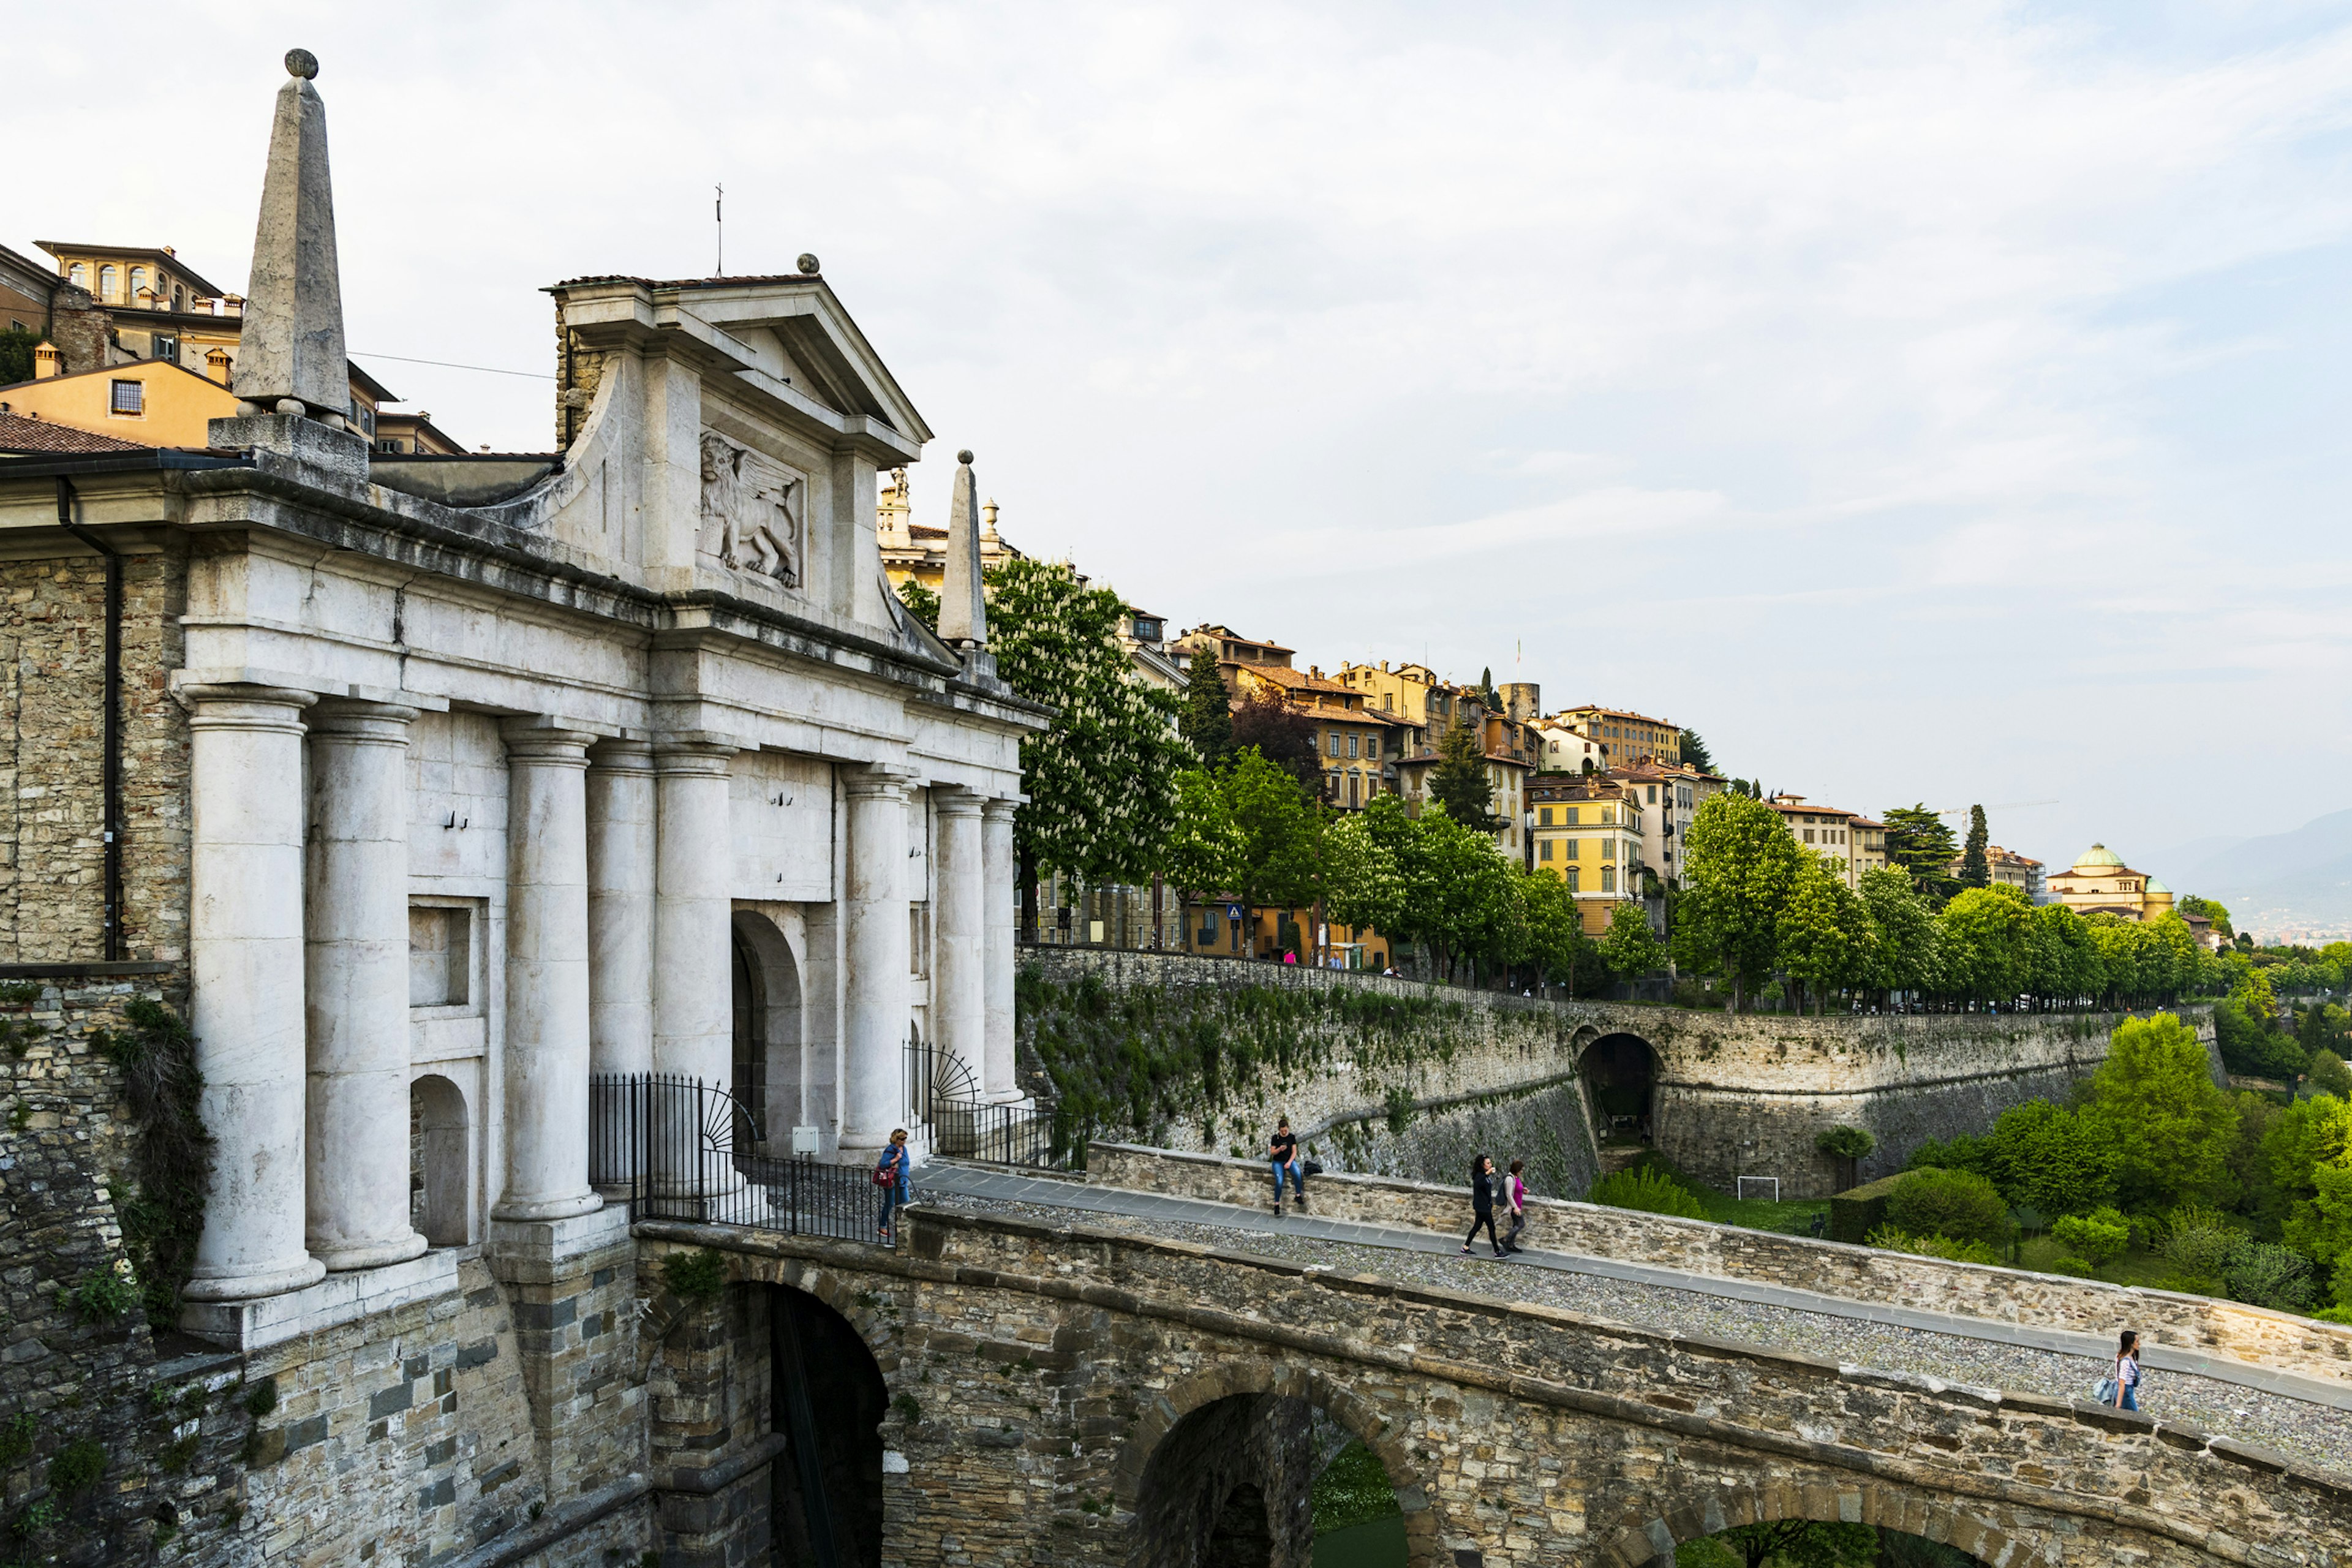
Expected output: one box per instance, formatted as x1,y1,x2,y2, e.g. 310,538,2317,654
916,1160,2352,1415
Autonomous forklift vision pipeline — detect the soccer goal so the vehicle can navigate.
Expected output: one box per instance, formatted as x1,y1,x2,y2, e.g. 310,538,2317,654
1736,1176,1780,1203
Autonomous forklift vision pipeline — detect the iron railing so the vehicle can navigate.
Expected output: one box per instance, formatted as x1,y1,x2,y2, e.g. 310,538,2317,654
902,1036,1075,1169
589,1072,889,1243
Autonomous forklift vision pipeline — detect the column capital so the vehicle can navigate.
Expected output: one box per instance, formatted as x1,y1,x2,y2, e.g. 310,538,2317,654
175,682,317,729
501,718,598,763
932,785,984,819
652,737,737,777
843,763,914,802
309,697,420,740
589,737,657,772
981,796,1019,824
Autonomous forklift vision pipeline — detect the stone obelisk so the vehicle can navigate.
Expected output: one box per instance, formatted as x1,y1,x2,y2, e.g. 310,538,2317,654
232,48,350,426
937,448,989,650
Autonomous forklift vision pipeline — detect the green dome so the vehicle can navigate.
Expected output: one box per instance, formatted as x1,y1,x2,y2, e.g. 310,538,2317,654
2071,843,2124,871
2146,878,2171,894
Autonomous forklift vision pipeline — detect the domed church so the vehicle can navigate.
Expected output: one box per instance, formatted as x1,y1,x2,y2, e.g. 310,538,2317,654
2047,843,2177,921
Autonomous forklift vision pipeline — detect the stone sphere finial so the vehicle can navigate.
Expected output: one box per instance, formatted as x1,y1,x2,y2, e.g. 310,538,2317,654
285,48,319,79
957,449,974,465
796,254,821,275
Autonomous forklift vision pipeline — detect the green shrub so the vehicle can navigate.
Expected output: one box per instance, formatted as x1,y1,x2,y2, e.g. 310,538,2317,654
1815,1126,1875,1160
70,1265,136,1324
2156,1205,2243,1281
0,1412,34,1466
1586,1166,1709,1221
47,1438,104,1495
2311,1050,2352,1099
2049,1255,2095,1276
1885,1168,2015,1248
1866,1226,2000,1266
2050,1209,2129,1266
2224,1242,2317,1313
659,1249,729,1303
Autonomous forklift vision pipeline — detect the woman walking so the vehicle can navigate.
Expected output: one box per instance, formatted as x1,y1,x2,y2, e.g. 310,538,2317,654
2111,1330,2143,1412
1502,1158,1529,1254
1461,1154,1506,1257
875,1128,911,1242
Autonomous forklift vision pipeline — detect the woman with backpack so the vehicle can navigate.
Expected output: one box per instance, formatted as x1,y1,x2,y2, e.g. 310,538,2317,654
875,1128,911,1242
1461,1153,1506,1258
2105,1329,2143,1412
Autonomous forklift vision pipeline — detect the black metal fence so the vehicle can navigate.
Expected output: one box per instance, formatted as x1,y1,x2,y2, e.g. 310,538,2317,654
902,1036,1075,1169
589,1073,891,1243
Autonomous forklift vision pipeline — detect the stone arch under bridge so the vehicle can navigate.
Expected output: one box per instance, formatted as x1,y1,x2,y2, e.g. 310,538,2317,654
634,1205,2344,1568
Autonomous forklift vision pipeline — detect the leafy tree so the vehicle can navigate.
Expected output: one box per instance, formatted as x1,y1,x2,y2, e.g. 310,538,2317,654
2083,1013,2241,1212
2180,894,2234,939
1177,648,1234,764
2027,902,2105,1003
1886,1167,2016,1248
1858,867,1939,998
1477,666,1502,711
1229,690,1322,797
1222,747,1319,935
1777,854,1875,1013
0,326,39,388
1675,791,1804,1010
1163,767,1242,913
1678,729,1716,775
1936,884,2032,1002
1600,900,1664,982
1958,804,1990,888
2264,1093,2352,1276
1984,1100,2116,1216
2298,1001,2350,1063
894,576,941,633
1882,804,1961,904
2051,1208,2131,1265
1320,811,1404,939
1676,1521,1879,1568
1817,1125,1875,1190
1412,806,1514,982
1522,869,1601,993
1427,720,1496,831
2313,1050,2352,1100
986,558,1188,929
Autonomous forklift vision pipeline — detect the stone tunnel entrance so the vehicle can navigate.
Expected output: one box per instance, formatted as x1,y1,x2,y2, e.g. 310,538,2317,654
1130,1393,1407,1568
1579,1032,1657,1159
769,1283,886,1567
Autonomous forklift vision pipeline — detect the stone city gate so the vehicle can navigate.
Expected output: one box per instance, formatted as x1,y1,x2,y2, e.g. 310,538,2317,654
633,1205,2350,1568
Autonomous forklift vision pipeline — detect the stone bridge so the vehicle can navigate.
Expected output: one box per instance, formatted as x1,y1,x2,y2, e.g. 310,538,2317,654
633,1202,2347,1568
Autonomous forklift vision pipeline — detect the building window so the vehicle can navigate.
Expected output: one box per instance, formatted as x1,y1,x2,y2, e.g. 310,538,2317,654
1602,866,1616,893
1803,829,1815,843
1133,617,1160,641
99,265,119,301
1647,785,1657,802
109,379,143,415
68,262,88,289
154,335,178,363
1566,866,1580,892
1539,807,1553,826
129,266,148,301
1601,839,1615,862
1327,733,1340,758
172,284,184,311
1365,734,1379,761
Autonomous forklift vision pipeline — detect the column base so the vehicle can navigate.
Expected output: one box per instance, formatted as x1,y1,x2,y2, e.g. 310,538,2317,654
181,1253,328,1303
312,1231,430,1273
490,1191,606,1224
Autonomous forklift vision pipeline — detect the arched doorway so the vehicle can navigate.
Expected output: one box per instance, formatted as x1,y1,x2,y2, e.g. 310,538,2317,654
731,911,804,1153
408,1075,470,1246
769,1284,886,1567
1580,1033,1658,1152
1130,1393,1409,1568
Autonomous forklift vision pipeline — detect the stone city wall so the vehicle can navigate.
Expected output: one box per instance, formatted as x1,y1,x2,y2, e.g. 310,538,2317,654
633,1205,2352,1567
1084,1142,2352,1385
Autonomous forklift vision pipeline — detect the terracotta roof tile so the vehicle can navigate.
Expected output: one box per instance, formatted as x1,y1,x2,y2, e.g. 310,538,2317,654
0,413,151,454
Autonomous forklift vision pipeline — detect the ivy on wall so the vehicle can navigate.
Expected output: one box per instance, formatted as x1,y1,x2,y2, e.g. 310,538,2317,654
91,1001,211,1322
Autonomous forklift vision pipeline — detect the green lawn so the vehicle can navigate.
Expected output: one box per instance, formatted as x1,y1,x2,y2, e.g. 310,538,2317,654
1697,1189,1831,1236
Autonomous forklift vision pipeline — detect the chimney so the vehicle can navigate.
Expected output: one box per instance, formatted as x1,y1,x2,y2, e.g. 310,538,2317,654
230,48,351,428
32,343,61,379
205,346,232,384
937,448,988,650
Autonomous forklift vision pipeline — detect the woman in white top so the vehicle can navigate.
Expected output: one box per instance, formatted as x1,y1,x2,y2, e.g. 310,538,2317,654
2112,1329,2142,1412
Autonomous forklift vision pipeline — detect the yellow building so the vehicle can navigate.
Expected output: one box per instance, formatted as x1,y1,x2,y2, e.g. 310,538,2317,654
876,465,1024,601
1529,775,1646,932
2048,845,2174,921
1553,704,1682,769
0,355,457,451
1229,663,1404,811
1765,794,1864,889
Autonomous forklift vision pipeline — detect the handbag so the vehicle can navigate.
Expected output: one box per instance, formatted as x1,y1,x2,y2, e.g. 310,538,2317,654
1302,1160,1324,1177
872,1156,900,1187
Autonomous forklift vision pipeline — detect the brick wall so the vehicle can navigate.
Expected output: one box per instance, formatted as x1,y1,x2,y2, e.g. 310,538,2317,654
1085,1142,2352,1385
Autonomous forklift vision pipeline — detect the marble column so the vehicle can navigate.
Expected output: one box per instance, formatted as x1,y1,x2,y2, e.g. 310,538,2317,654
841,766,910,1156
304,699,429,1271
652,742,736,1090
981,797,1020,1102
493,723,602,1223
587,741,655,1194
181,684,325,1302
932,788,985,1090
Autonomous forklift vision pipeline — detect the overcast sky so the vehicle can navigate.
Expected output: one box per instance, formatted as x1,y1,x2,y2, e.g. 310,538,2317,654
12,2,2352,880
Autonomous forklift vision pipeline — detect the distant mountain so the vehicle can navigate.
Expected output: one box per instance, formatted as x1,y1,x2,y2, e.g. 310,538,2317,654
2151,809,2352,941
